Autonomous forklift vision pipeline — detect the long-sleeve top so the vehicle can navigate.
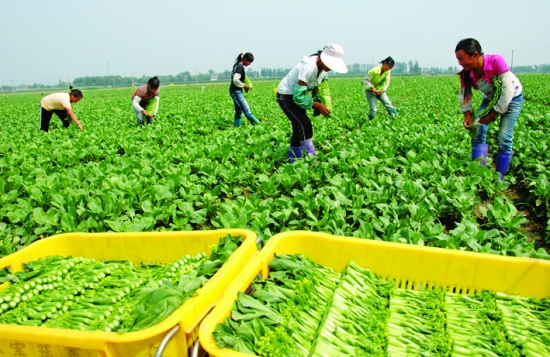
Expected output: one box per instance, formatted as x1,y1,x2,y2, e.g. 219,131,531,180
277,55,331,110
458,54,522,114
363,65,391,92
40,93,71,111
230,63,247,91
132,84,160,115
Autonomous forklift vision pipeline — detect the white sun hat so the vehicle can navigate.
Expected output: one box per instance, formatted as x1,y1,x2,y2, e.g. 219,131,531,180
320,43,348,73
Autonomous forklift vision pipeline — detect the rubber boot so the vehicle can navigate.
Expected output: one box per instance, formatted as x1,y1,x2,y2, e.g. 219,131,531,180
288,145,303,163
496,150,513,182
246,115,261,125
388,108,398,116
471,143,488,167
234,119,242,128
301,138,316,156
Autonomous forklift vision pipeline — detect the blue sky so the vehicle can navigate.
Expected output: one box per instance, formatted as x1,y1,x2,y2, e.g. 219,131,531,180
1,0,549,85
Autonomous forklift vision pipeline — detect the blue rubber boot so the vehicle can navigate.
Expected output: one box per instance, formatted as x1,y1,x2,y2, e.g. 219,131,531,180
246,115,261,125
234,119,242,128
472,143,489,167
288,145,303,163
496,150,513,181
301,138,316,156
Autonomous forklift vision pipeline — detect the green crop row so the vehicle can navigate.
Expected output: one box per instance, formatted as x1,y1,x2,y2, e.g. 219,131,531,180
0,76,548,259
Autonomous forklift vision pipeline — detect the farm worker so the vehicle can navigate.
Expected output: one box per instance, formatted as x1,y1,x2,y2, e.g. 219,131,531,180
277,43,347,162
132,76,160,125
363,56,398,120
230,52,261,127
39,86,84,132
455,38,523,181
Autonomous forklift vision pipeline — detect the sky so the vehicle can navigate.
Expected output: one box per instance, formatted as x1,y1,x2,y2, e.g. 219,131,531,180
1,0,549,86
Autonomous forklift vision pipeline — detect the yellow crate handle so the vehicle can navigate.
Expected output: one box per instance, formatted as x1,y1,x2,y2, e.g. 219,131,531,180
155,325,180,357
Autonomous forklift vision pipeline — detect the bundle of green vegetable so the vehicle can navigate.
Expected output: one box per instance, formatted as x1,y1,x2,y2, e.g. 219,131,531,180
496,292,550,356
388,288,451,355
214,254,340,356
446,291,520,356
0,234,242,332
309,261,393,357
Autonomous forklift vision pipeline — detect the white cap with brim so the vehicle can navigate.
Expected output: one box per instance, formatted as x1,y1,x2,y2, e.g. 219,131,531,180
320,43,348,74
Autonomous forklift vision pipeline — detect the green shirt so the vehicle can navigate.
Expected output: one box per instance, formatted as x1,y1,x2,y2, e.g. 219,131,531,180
363,65,391,91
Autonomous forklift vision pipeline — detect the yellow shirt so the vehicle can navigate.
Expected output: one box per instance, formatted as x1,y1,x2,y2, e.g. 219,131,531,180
363,65,391,91
40,93,71,111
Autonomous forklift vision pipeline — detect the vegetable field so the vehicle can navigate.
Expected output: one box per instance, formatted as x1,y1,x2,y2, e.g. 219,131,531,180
1,75,549,260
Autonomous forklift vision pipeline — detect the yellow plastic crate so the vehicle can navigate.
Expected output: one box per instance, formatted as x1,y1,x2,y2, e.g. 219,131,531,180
0,229,257,357
199,231,550,357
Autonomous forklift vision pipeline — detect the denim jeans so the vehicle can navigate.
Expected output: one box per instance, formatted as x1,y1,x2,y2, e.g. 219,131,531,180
365,90,395,116
230,89,253,119
135,108,154,125
472,93,523,153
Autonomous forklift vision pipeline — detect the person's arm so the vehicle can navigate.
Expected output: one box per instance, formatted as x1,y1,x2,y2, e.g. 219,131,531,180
493,71,516,114
363,74,374,90
458,87,474,129
133,95,152,117
65,107,83,131
232,72,246,89
293,80,330,116
477,74,509,125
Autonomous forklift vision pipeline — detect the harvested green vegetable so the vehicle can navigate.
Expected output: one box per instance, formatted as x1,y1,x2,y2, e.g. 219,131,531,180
0,234,243,332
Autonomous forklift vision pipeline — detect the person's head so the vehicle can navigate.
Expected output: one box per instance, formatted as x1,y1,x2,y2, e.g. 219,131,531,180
455,38,483,71
69,86,83,103
235,52,254,68
381,56,395,71
147,76,160,91
319,43,348,74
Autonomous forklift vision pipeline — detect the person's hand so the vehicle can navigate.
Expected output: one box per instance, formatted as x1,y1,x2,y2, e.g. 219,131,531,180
313,102,331,117
142,110,152,118
78,124,84,131
463,111,473,129
244,85,251,91
478,110,498,125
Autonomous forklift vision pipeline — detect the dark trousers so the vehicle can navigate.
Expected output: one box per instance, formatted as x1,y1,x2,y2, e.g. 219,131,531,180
40,106,70,132
277,94,313,146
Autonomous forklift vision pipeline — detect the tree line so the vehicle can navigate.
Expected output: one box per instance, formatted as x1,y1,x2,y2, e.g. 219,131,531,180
2,62,549,91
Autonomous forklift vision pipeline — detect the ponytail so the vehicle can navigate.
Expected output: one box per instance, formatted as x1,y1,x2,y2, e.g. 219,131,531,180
459,70,473,104
69,86,83,98
380,56,395,67
233,52,254,72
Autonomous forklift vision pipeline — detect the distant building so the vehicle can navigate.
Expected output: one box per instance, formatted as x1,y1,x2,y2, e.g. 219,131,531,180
210,73,219,81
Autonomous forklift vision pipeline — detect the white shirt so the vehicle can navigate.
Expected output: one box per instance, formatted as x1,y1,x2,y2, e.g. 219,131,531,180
40,93,71,111
277,56,329,95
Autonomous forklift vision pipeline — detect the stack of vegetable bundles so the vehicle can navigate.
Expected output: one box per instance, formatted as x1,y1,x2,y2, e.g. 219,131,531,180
214,254,550,357
0,234,242,332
